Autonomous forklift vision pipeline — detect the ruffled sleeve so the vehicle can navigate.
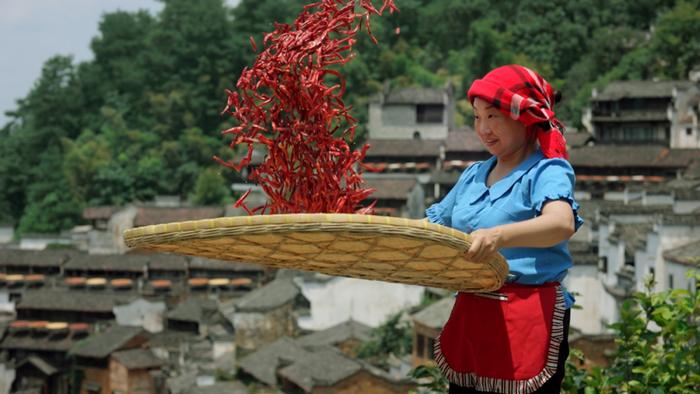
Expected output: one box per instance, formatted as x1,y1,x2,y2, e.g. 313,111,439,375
424,164,476,227
531,158,584,232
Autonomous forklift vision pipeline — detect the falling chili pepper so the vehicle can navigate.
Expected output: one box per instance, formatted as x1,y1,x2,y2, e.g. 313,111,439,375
216,0,397,215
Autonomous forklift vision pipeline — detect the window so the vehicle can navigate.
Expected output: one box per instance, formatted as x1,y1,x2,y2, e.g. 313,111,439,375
427,337,436,360
668,274,674,289
687,127,693,136
416,334,425,358
599,256,608,273
416,104,444,123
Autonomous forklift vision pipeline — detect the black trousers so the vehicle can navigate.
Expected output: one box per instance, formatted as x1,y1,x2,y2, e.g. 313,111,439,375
448,309,571,394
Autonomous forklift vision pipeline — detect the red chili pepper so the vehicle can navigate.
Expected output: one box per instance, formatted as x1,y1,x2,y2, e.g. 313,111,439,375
215,0,397,215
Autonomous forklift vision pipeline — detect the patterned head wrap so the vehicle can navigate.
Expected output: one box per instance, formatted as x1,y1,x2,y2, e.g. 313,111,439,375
467,64,568,159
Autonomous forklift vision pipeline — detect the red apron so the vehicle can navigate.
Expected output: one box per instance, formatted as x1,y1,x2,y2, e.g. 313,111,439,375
434,283,565,394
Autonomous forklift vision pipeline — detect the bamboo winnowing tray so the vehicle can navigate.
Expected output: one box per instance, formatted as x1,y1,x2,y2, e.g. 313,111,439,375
123,214,508,292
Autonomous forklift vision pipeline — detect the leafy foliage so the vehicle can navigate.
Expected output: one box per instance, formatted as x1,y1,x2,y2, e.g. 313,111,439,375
356,312,412,367
562,272,700,393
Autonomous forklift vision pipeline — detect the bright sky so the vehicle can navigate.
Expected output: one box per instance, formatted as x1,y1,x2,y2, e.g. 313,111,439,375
0,0,240,126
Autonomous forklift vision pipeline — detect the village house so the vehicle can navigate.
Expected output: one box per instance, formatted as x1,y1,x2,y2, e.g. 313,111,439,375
583,79,699,148
0,249,72,276
68,325,152,394
108,348,165,394
293,271,424,331
409,297,453,367
113,297,167,333
79,201,224,255
15,291,135,323
237,337,415,393
1,322,90,393
230,276,306,350
295,319,372,358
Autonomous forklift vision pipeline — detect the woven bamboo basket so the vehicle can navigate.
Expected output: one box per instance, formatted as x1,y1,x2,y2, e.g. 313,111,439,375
123,214,509,292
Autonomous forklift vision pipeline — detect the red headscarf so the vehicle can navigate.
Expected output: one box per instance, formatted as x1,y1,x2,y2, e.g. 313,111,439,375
467,65,568,159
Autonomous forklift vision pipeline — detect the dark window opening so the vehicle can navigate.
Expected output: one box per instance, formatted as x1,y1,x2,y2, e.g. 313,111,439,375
687,127,693,136
599,256,608,273
416,334,425,358
668,274,674,289
416,104,443,123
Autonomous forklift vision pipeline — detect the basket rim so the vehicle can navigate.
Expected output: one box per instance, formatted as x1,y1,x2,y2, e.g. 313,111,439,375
124,213,468,240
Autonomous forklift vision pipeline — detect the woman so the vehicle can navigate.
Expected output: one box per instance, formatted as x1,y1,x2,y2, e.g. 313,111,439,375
425,65,583,394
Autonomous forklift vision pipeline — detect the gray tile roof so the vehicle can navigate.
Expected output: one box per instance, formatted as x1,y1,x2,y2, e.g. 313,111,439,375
429,170,461,185
277,346,362,392
384,87,445,105
146,253,188,271
365,139,442,158
565,131,595,148
167,298,219,323
593,80,693,101
16,356,58,376
69,325,144,359
237,337,310,386
234,277,300,313
663,239,700,266
83,206,120,220
445,129,487,153
296,320,372,347
363,177,417,200
608,224,653,256
189,257,264,272
411,297,455,329
64,253,149,272
661,213,700,226
570,146,700,168
0,249,74,268
134,206,224,227
0,333,77,352
16,291,134,313
111,348,164,370
569,241,598,265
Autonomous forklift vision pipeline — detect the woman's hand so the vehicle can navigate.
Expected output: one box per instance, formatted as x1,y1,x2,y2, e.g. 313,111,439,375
464,227,504,262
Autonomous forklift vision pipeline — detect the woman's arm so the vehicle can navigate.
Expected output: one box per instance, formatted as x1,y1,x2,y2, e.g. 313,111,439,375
464,200,575,262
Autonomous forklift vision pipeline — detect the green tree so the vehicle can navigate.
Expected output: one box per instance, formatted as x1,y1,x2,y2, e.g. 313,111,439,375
649,1,700,79
191,167,228,205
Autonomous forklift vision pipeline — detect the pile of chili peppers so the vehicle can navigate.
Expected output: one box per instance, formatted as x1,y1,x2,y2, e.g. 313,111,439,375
215,0,398,215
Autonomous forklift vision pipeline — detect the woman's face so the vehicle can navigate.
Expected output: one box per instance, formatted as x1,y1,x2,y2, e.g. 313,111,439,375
473,97,529,158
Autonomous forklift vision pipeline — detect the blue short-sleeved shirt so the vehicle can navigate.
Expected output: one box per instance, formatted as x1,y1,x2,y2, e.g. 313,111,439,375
425,149,584,307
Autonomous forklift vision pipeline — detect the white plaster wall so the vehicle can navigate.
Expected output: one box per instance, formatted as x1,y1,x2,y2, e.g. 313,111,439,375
667,261,697,291
643,194,674,206
113,298,166,333
674,201,700,214
109,205,138,254
635,232,659,292
604,191,626,201
574,190,591,201
0,227,13,244
0,363,15,394
565,264,604,334
212,340,235,360
0,291,14,315
296,276,424,330
19,237,71,250
654,226,700,292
